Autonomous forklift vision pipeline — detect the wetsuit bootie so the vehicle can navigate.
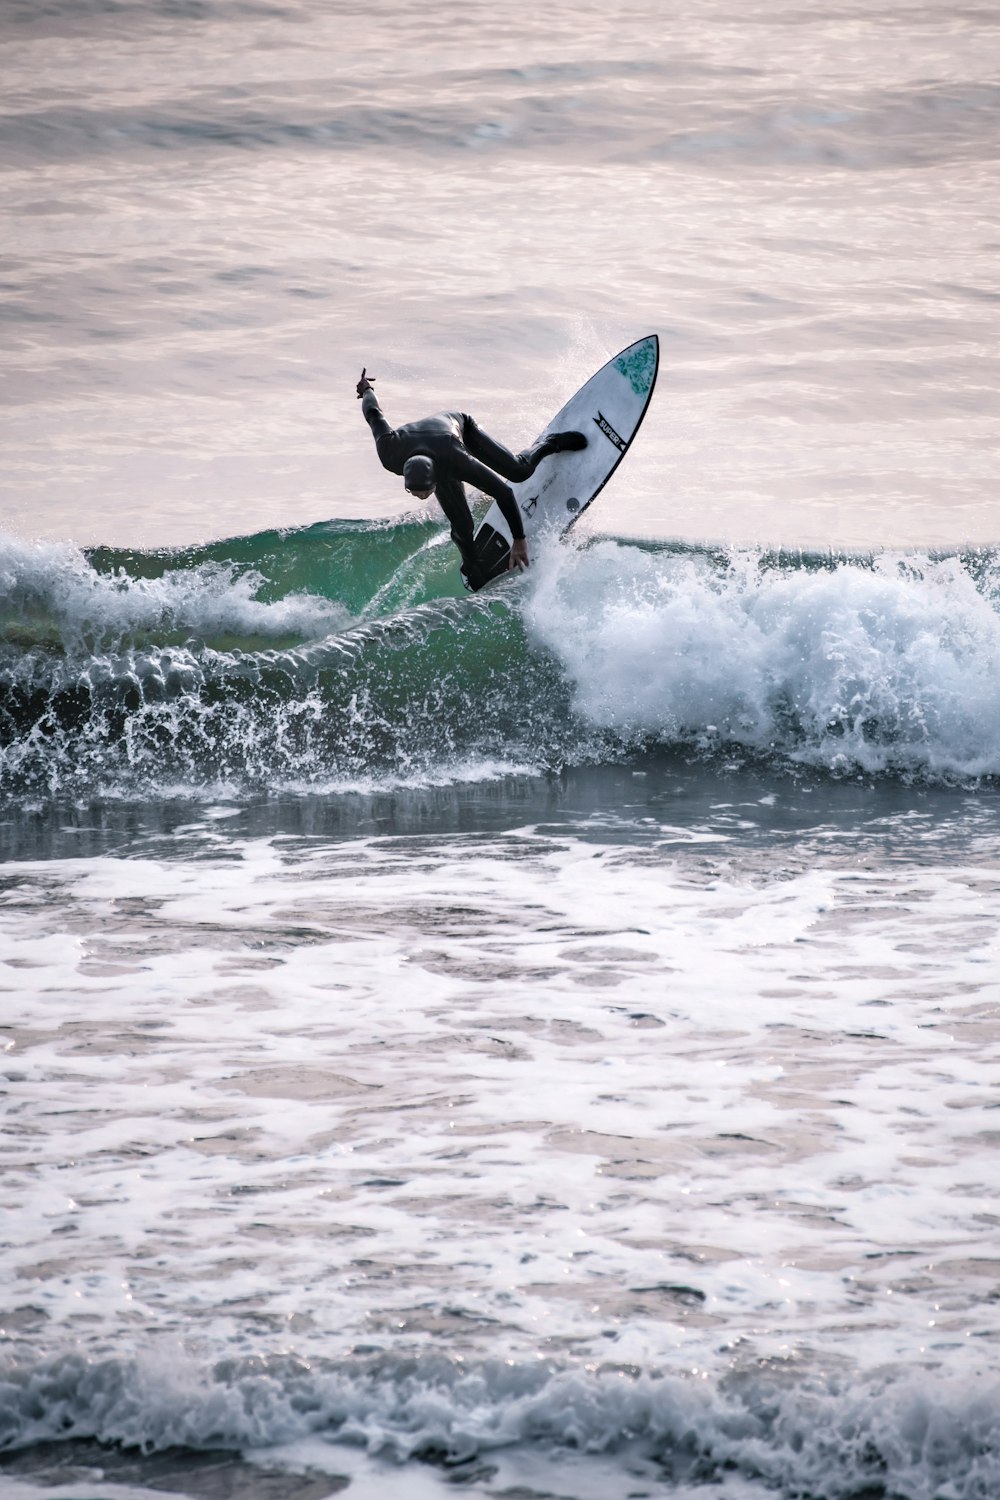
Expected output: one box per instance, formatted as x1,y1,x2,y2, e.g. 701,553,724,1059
550,430,588,452
530,430,588,462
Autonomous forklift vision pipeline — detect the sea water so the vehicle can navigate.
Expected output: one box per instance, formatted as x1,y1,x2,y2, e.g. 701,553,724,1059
1,3,999,1498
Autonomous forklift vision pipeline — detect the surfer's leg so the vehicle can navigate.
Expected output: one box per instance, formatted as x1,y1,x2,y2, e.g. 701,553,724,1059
435,475,493,588
462,418,535,482
465,417,587,479
454,534,487,590
447,523,486,589
433,478,483,583
435,477,474,542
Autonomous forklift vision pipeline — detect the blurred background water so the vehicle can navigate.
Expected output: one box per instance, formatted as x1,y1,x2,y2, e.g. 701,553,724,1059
3,0,999,549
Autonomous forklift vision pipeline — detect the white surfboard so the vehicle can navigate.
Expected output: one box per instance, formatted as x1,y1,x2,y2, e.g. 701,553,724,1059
463,334,659,590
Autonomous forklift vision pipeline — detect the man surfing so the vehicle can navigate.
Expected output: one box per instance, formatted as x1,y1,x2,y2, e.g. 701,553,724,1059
356,368,586,589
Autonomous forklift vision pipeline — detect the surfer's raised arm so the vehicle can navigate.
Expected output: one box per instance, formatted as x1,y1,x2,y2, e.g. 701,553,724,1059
357,368,392,445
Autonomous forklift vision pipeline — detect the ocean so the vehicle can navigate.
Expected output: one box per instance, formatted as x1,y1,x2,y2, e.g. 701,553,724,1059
1,2,999,1498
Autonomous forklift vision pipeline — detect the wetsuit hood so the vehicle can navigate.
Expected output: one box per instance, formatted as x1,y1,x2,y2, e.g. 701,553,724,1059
403,454,436,493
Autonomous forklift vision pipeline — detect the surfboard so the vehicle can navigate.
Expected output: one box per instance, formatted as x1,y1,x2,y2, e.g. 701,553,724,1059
462,334,659,590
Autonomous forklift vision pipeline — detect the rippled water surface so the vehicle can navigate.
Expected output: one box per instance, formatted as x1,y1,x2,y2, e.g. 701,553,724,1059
3,0,999,549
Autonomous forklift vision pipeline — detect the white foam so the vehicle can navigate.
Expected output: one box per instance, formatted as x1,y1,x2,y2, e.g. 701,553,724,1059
2,1347,997,1499
3,832,999,1376
0,533,346,655
524,542,1000,779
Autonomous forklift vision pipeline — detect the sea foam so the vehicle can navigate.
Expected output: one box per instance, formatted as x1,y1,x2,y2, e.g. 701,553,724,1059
526,540,1000,781
1,1349,997,1500
0,532,345,655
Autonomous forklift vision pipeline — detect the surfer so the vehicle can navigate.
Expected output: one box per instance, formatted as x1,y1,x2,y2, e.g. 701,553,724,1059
356,369,586,588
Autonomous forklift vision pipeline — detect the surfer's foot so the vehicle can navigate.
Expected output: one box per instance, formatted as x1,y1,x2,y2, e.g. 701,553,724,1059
532,430,587,462
548,430,587,452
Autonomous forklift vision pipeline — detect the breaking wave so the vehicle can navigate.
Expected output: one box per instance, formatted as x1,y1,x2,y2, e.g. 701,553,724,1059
2,521,1000,801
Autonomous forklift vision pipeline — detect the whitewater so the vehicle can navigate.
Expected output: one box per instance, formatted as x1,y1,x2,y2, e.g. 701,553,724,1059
2,1,1000,1498
4,528,1000,794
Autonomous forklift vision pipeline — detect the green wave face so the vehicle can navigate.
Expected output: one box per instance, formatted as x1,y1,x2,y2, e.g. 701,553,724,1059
0,519,585,799
86,516,457,619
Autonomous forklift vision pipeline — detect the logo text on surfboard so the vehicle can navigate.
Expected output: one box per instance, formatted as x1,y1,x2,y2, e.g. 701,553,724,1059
594,411,626,451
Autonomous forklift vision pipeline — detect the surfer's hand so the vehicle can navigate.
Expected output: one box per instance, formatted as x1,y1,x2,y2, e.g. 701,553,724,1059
356,367,375,398
509,539,529,571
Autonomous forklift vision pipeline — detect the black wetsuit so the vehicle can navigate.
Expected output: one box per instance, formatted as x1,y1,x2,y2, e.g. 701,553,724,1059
361,391,548,587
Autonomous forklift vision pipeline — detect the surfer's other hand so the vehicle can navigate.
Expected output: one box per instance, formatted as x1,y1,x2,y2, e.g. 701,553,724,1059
356,367,375,398
509,539,529,571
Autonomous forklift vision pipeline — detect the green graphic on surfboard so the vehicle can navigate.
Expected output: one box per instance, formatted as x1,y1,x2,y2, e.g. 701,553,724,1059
615,341,656,396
